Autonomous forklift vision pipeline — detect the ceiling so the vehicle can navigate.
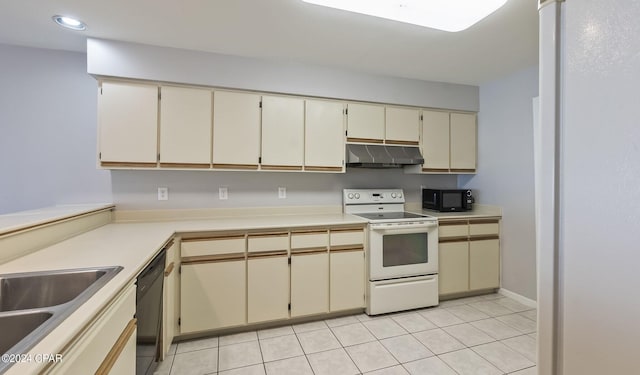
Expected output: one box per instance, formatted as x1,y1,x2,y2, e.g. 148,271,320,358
0,0,539,86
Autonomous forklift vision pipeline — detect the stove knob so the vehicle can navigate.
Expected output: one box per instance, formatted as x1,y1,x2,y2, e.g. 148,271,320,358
391,192,397,198
354,193,360,199
348,193,354,199
398,193,403,198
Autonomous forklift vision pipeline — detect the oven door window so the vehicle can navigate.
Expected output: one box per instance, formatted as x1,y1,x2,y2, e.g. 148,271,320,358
382,233,428,267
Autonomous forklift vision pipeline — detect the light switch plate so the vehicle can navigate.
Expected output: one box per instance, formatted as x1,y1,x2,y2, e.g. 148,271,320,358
278,187,286,199
219,187,228,200
157,187,168,201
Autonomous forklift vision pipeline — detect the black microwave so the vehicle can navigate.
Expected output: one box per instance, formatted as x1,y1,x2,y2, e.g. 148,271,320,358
422,189,473,212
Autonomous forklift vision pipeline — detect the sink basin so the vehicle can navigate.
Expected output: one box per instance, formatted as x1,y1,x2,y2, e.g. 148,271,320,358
0,269,111,312
0,266,123,374
0,311,53,355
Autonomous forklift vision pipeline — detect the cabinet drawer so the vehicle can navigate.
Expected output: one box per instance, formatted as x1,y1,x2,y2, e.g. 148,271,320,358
248,233,289,253
469,221,500,236
330,229,364,247
438,223,468,239
182,236,245,257
291,231,328,250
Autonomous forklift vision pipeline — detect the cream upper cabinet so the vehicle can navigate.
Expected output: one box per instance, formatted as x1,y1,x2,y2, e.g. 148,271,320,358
414,110,477,174
421,110,451,172
385,107,420,144
159,86,212,167
261,95,304,169
304,99,345,171
346,103,385,142
98,81,158,166
212,91,261,169
450,113,477,171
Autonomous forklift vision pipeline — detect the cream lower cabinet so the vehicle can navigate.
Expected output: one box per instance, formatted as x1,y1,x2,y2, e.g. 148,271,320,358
247,255,290,323
290,230,329,317
49,284,136,374
291,252,329,317
329,227,365,311
162,240,179,359
247,232,289,323
469,239,500,290
438,219,500,297
180,259,246,333
438,241,470,295
329,249,365,311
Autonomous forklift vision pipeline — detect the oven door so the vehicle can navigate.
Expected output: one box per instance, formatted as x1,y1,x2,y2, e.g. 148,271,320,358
368,221,438,281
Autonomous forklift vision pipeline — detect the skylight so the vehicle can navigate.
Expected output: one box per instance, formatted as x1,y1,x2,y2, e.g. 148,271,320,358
301,0,509,32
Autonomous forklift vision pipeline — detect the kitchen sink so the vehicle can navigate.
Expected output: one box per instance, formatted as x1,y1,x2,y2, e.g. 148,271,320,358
0,266,123,374
0,311,53,355
0,268,112,312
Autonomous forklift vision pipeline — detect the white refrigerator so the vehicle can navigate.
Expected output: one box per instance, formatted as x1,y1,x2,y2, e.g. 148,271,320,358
537,1,640,374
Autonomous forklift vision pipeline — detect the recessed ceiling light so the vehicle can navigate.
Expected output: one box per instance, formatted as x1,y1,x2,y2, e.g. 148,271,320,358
301,0,509,32
52,15,87,31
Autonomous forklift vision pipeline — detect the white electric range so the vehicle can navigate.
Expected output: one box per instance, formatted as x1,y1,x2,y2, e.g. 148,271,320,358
344,189,439,315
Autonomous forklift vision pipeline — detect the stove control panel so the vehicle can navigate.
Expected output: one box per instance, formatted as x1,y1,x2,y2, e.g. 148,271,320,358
344,189,405,205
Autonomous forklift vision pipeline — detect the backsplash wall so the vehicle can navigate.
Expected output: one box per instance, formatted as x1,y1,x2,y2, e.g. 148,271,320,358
111,168,457,210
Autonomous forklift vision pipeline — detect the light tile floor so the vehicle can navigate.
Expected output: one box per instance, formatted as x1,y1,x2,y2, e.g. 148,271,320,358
155,293,537,375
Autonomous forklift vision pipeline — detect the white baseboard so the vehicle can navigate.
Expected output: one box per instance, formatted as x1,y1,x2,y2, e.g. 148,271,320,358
499,288,537,309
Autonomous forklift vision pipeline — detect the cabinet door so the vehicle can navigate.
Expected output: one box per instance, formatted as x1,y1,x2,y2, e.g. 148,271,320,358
180,260,246,333
346,103,385,142
159,86,212,166
438,241,469,295
469,239,500,290
450,112,477,171
421,110,450,172
261,96,304,169
162,241,178,359
99,81,158,166
385,107,420,144
305,100,345,171
291,252,329,317
247,255,289,323
330,250,365,311
212,91,261,168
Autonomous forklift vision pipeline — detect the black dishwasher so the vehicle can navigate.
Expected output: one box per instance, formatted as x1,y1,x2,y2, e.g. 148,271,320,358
136,249,166,375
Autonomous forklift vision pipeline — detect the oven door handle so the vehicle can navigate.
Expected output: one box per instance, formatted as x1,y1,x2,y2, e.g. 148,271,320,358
370,222,437,234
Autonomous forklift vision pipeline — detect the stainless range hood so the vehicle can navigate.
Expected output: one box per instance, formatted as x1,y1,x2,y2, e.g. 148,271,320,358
346,144,424,168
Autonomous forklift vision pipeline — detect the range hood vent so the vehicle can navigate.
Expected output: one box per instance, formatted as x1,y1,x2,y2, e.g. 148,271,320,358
346,144,424,168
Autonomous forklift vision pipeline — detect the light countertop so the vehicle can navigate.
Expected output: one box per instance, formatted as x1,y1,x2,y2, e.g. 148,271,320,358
405,203,502,220
0,210,366,374
0,203,115,236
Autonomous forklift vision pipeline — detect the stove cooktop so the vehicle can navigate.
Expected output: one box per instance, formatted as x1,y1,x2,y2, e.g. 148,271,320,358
354,212,430,221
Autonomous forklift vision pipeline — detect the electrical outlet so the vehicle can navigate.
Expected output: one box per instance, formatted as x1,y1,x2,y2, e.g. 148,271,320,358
278,187,286,199
157,187,168,201
219,187,228,200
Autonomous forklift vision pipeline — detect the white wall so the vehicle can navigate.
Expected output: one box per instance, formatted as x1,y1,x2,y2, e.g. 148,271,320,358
0,44,112,214
111,168,456,210
556,1,640,373
459,66,538,301
87,38,479,111
0,43,459,214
